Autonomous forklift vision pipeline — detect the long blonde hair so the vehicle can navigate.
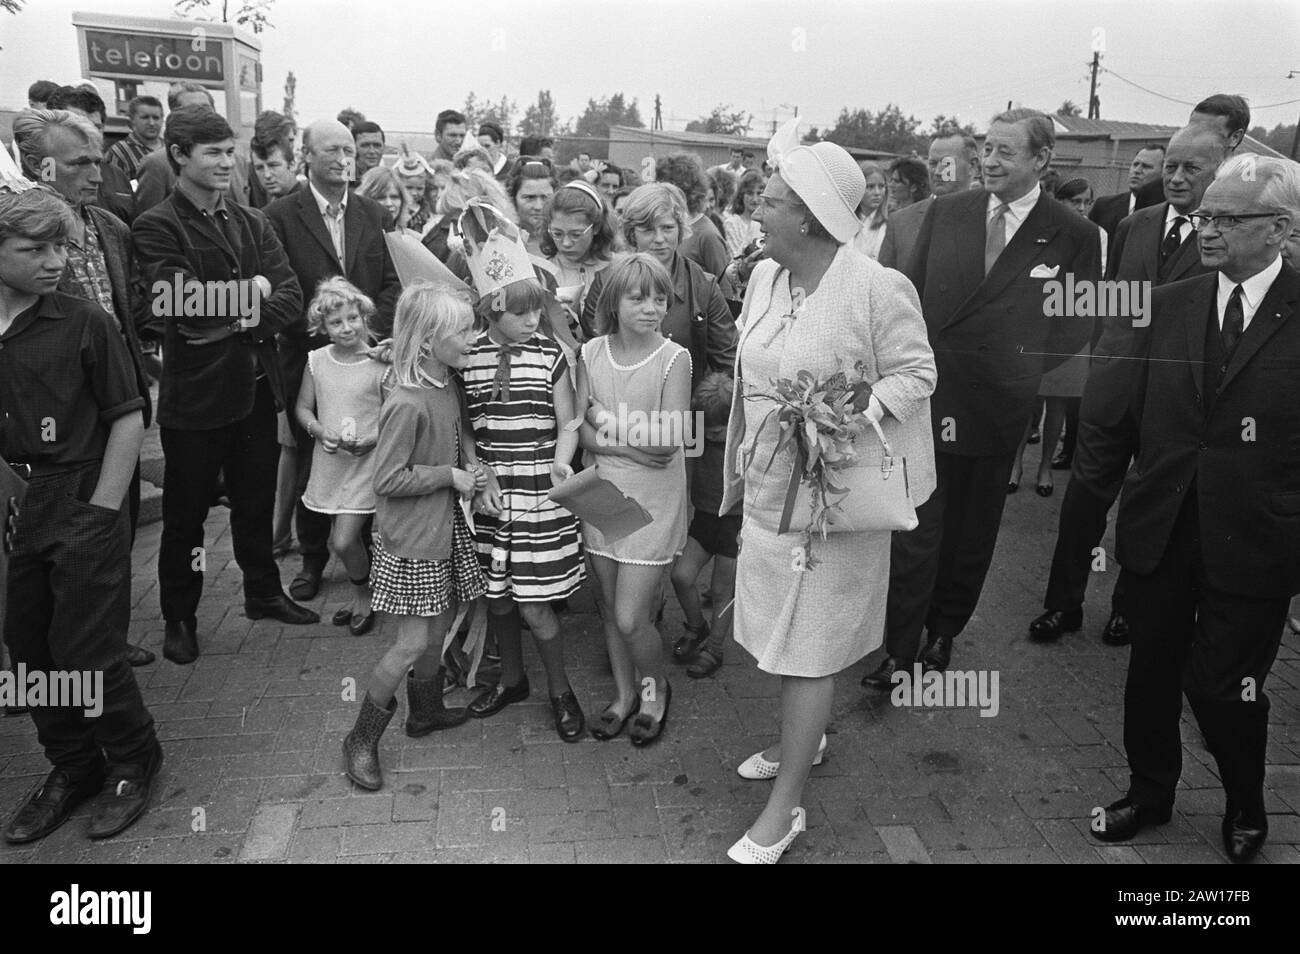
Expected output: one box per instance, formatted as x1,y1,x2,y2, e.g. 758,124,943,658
389,281,474,389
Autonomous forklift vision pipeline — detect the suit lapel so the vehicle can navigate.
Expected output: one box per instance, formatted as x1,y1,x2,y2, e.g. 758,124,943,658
176,200,239,270
296,189,342,269
1165,233,1202,283
1184,277,1212,395
1139,203,1165,280
1220,264,1299,393
939,191,987,326
947,192,1060,328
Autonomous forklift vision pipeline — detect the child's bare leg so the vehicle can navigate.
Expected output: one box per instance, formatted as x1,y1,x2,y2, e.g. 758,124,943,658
669,537,710,630
591,555,637,717
331,513,372,614
614,564,669,720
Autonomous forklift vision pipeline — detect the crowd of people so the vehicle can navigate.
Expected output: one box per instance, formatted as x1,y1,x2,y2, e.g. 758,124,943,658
2,77,1300,863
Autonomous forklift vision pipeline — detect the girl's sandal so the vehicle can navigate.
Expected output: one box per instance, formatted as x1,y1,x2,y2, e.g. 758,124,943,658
687,648,723,679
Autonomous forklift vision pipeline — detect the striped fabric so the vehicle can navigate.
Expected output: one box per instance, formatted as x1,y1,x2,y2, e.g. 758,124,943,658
461,330,585,602
105,134,159,183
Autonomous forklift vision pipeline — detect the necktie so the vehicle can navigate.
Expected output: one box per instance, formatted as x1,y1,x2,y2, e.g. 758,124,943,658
491,344,523,402
1159,216,1188,266
1222,284,1244,354
984,202,1009,275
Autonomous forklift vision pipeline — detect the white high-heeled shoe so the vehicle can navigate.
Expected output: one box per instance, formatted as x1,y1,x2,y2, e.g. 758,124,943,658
736,735,827,780
727,807,806,864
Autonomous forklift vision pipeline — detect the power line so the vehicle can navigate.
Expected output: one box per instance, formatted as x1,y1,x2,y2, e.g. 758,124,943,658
1101,67,1300,110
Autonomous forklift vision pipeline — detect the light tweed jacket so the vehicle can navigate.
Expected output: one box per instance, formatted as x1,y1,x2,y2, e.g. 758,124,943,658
720,245,938,516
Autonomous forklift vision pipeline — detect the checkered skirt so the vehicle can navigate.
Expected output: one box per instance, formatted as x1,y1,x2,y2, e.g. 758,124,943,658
370,508,487,617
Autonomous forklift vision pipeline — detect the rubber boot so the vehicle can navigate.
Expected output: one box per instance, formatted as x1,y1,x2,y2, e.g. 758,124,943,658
405,669,470,737
343,693,396,790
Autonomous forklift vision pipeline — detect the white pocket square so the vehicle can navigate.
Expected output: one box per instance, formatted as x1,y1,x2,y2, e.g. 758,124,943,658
1030,264,1060,279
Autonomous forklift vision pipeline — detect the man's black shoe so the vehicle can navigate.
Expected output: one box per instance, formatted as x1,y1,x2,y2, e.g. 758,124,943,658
1091,796,1173,842
1050,452,1072,470
125,644,155,666
1222,809,1267,864
288,565,323,602
1101,611,1131,646
163,619,199,664
245,594,320,625
1028,608,1083,642
88,742,163,840
920,634,953,673
3,766,105,843
861,656,905,689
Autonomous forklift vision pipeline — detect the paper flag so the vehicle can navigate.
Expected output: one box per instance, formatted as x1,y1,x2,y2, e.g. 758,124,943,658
383,232,473,293
549,468,652,543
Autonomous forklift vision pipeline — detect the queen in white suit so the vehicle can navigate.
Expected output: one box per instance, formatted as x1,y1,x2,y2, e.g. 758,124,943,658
720,142,937,863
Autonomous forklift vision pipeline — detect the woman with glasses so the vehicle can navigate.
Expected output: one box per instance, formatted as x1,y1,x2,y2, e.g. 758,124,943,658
852,161,890,260
540,180,620,323
507,157,558,257
580,183,736,389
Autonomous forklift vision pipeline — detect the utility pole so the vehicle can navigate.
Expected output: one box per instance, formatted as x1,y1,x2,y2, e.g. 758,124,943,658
1289,71,1300,161
653,94,663,131
1088,50,1101,119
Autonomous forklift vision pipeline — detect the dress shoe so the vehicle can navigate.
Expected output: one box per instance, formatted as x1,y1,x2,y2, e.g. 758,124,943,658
1028,608,1083,643
331,608,353,626
1050,452,1073,470
288,565,323,602
551,690,585,742
467,677,530,718
629,680,671,747
124,643,155,666
687,647,723,679
3,765,105,844
861,655,905,689
920,634,953,673
348,610,377,636
727,807,805,864
671,620,710,661
737,736,827,780
88,741,163,839
244,594,320,625
1035,482,1054,497
1091,796,1173,843
1006,481,1019,495
163,619,199,665
1222,809,1267,864
1101,611,1130,646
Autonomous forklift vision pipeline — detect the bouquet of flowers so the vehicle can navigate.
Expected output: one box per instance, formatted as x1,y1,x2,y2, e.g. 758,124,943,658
746,360,877,569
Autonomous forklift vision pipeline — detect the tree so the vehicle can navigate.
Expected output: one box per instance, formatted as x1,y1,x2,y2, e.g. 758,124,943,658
1,0,22,51
1247,122,1298,157
1056,100,1082,117
520,90,565,138
685,103,753,136
282,71,297,126
805,104,925,154
462,93,518,138
928,114,978,138
174,0,275,33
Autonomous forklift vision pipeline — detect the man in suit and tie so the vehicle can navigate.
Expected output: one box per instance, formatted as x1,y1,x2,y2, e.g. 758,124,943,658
263,119,401,602
879,131,980,270
1089,144,1166,239
862,109,1100,688
133,107,317,665
1092,156,1300,863
1029,124,1224,646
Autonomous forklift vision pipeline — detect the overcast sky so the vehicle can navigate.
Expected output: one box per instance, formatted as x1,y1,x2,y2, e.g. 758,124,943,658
3,0,1299,138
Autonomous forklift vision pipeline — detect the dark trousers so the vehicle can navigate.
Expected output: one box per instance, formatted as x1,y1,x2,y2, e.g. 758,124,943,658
1043,417,1134,613
1060,397,1080,460
885,451,1016,661
5,462,157,776
1118,494,1287,816
292,434,331,575
159,378,282,621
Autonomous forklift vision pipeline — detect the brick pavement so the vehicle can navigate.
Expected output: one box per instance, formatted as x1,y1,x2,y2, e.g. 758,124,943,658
2,469,1299,864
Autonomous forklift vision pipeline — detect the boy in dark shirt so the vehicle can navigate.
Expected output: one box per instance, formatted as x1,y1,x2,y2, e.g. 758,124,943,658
0,188,162,843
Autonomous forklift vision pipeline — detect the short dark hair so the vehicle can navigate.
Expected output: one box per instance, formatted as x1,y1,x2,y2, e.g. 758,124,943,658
1135,142,1166,158
1055,177,1093,203
1193,94,1250,136
127,95,163,119
730,168,764,214
0,188,77,244
436,110,466,135
353,121,384,141
251,110,295,161
599,165,625,188
888,156,931,203
165,105,235,174
46,85,107,121
507,156,558,201
27,80,59,106
655,151,709,215
517,136,554,156
478,121,504,144
989,107,1055,155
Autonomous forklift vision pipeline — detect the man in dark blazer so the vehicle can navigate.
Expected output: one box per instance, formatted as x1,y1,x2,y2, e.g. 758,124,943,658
1089,144,1166,240
1092,157,1300,863
133,107,317,665
263,118,401,601
879,131,980,270
864,109,1100,688
1030,124,1223,646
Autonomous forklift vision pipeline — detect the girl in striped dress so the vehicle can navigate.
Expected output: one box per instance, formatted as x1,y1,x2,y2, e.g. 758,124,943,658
460,277,587,741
